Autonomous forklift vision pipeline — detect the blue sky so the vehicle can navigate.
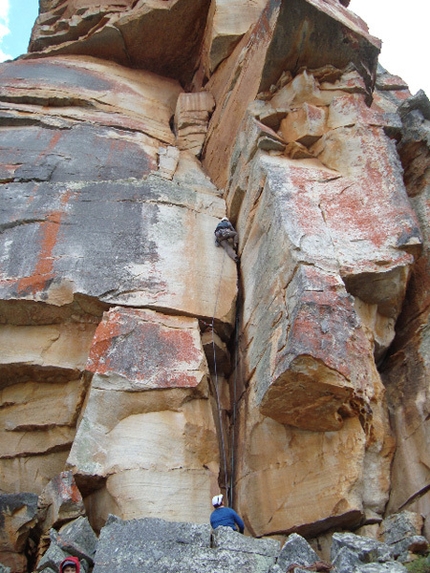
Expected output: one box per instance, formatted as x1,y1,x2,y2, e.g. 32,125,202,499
0,0,428,97
0,0,38,61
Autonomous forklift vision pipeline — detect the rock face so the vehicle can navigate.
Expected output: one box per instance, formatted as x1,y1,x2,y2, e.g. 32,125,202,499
1,0,430,570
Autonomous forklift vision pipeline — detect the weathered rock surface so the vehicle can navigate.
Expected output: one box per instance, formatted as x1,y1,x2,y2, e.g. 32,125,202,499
0,494,38,573
37,517,414,573
379,90,430,538
28,1,211,87
202,0,267,75
66,307,219,527
92,515,280,573
1,0,430,570
37,472,86,535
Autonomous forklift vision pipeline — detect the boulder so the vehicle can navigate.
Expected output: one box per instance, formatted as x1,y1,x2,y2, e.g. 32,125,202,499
379,512,428,559
93,516,278,573
277,533,320,571
279,103,327,146
330,532,394,564
37,472,86,534
55,517,98,564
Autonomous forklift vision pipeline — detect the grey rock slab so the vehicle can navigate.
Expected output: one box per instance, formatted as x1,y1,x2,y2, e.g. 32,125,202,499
333,545,366,573
56,517,98,562
277,533,320,570
212,526,280,557
0,124,155,183
36,543,68,572
94,516,277,573
0,493,38,552
331,532,395,564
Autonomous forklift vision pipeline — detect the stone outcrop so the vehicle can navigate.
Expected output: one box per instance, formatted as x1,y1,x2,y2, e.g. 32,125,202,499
92,515,279,573
37,515,424,573
1,0,430,571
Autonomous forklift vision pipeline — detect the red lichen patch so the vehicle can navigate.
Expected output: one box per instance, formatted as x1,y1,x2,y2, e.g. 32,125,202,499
87,308,203,388
17,190,75,295
87,310,123,374
52,471,83,504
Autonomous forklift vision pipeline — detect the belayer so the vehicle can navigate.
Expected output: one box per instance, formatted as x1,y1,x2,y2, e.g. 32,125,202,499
210,494,244,533
214,217,239,263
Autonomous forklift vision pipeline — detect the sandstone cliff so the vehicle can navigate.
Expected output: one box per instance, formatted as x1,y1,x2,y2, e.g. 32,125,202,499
1,0,430,571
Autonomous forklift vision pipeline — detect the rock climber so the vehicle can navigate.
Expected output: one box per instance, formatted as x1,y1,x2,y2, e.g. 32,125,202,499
210,494,245,533
59,556,80,573
214,217,239,263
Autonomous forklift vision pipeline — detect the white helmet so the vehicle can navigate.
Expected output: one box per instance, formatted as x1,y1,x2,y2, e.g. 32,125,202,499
212,494,223,507
221,217,229,222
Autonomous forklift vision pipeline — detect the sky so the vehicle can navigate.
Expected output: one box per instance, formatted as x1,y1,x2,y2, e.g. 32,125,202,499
0,0,428,97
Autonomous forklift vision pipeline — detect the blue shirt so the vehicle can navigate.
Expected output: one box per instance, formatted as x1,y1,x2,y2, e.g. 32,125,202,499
210,507,245,533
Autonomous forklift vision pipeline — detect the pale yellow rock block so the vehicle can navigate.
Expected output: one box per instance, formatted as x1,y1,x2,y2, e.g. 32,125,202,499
353,297,396,362
0,451,70,494
106,468,218,524
0,323,96,371
0,426,75,458
69,398,220,524
104,408,218,474
0,379,86,430
280,103,327,146
175,92,215,155
236,415,366,537
175,92,215,118
204,0,267,73
270,71,324,109
69,400,219,475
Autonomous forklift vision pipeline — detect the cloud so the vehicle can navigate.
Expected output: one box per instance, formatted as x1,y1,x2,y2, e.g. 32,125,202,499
0,0,12,61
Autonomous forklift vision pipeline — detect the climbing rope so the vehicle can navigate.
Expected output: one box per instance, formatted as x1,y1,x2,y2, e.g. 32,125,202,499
211,247,230,499
229,284,241,507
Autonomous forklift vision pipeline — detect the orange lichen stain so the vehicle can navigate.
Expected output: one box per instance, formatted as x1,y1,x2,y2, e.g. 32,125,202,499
87,311,123,374
38,131,62,158
159,372,199,389
55,473,82,503
17,190,74,295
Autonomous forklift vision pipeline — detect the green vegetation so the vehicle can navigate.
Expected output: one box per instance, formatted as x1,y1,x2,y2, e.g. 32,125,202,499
405,556,430,573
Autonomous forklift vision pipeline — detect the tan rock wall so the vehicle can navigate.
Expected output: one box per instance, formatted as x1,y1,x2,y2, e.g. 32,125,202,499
1,0,430,556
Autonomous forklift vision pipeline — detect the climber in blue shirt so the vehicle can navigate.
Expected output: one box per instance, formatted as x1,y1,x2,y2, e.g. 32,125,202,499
210,494,245,533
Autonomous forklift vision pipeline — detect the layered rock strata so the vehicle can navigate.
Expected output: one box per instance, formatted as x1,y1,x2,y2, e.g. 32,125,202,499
0,0,430,570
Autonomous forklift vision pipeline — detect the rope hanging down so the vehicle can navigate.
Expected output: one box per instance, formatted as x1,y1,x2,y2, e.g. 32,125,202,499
211,247,230,499
229,285,240,507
